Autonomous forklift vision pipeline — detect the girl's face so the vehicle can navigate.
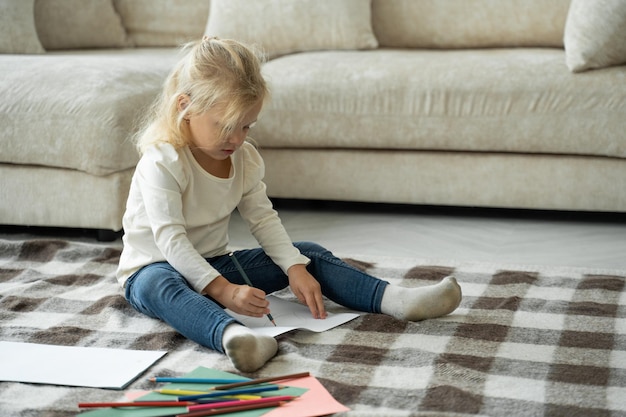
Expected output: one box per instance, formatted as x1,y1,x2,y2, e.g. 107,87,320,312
183,99,263,162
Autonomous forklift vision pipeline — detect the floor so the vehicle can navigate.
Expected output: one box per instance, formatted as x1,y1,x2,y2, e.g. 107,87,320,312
233,200,626,270
3,199,626,270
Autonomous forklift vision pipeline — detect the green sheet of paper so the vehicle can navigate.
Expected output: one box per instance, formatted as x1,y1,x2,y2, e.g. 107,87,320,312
78,366,307,417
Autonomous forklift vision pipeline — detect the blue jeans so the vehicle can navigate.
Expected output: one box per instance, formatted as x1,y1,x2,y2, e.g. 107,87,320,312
124,241,388,353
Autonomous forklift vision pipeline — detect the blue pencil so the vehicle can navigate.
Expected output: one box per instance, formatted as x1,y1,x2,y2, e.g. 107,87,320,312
149,377,247,384
178,385,282,401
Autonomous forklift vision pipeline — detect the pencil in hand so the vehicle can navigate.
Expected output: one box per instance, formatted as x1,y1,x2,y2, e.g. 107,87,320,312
229,252,276,326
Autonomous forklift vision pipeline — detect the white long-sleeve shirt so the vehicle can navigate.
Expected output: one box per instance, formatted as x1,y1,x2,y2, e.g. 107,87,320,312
116,141,309,292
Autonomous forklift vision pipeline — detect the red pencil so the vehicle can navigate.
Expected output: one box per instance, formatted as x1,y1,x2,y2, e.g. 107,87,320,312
188,395,295,411
78,400,195,408
176,400,286,417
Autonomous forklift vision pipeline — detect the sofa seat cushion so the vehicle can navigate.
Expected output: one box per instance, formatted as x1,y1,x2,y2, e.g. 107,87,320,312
256,49,626,159
0,48,180,175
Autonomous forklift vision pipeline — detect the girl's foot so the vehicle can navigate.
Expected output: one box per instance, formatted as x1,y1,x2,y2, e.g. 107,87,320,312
381,276,462,321
222,324,278,372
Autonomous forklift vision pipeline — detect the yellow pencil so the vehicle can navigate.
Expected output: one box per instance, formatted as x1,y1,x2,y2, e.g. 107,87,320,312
157,389,209,396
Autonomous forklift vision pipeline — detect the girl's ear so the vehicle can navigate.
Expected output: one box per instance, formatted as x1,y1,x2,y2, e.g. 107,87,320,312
177,94,191,112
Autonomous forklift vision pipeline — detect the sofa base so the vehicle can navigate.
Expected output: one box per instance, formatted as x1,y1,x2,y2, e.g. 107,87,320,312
260,149,626,213
0,164,133,232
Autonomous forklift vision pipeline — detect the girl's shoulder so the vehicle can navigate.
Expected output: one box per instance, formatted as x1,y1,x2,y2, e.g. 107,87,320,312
239,139,264,169
141,142,182,163
236,140,266,190
136,143,189,183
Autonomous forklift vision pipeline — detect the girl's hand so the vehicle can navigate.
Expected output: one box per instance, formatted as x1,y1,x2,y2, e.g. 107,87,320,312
287,264,327,319
203,276,270,318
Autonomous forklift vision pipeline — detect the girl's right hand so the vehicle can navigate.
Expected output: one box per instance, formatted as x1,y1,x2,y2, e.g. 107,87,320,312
203,276,270,318
227,283,271,318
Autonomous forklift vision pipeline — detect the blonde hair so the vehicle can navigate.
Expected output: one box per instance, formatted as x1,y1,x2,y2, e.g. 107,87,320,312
135,37,268,154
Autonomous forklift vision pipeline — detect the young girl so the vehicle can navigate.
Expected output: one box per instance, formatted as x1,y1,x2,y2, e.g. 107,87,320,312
117,37,462,373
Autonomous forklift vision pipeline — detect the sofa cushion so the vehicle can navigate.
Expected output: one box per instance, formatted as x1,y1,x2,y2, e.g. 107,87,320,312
34,0,129,50
114,0,209,47
205,0,378,58
372,0,571,48
0,49,180,176
256,49,626,159
564,0,626,73
0,0,44,54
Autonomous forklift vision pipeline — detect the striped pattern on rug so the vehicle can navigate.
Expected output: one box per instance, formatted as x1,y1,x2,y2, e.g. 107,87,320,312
0,238,625,417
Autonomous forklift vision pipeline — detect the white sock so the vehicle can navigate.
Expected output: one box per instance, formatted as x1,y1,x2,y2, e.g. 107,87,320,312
380,276,462,321
222,324,278,372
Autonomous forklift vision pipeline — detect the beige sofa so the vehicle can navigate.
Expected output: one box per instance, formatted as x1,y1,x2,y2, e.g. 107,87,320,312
1,0,625,239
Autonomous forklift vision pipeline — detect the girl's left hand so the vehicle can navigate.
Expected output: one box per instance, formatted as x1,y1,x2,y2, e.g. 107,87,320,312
287,264,327,319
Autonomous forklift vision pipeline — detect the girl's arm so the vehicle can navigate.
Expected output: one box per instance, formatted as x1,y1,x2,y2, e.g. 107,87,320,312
239,188,326,319
236,144,326,318
236,145,309,272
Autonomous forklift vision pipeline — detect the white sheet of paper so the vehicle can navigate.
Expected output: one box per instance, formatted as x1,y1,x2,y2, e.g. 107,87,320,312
226,295,360,337
0,341,166,389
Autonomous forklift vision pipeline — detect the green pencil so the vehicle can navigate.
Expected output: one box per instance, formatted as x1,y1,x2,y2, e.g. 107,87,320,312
229,252,276,326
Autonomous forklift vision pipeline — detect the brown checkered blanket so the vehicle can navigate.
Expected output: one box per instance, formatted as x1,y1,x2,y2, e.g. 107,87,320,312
1,238,625,417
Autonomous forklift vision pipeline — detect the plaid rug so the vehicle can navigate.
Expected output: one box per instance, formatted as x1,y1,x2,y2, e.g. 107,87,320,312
1,238,625,417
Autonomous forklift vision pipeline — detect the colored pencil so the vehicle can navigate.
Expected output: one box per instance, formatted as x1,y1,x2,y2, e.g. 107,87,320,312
229,252,276,326
158,393,260,400
176,401,286,417
188,395,295,412
150,377,246,384
192,398,242,405
78,401,195,408
157,389,210,396
178,385,282,401
212,371,311,390
195,395,259,403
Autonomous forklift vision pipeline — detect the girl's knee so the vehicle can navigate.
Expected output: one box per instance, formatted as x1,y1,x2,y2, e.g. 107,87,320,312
294,242,343,271
294,241,331,258
131,264,188,301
